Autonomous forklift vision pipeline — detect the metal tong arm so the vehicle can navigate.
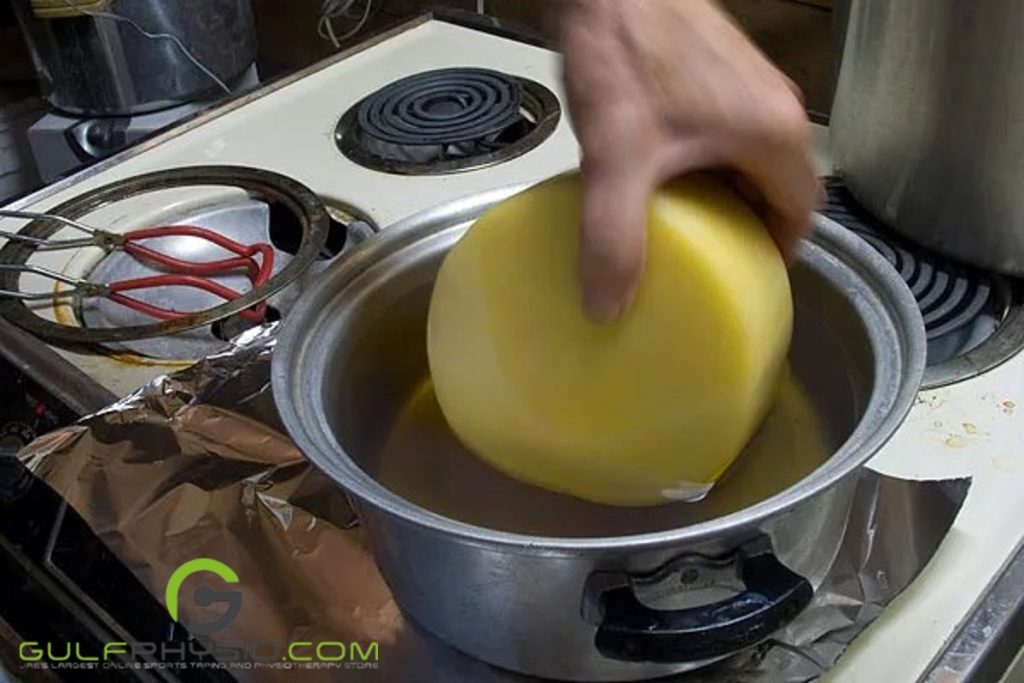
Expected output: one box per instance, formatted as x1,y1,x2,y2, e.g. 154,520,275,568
0,264,99,300
0,209,103,251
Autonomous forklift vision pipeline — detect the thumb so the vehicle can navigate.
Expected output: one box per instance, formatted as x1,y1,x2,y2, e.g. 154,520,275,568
578,156,653,324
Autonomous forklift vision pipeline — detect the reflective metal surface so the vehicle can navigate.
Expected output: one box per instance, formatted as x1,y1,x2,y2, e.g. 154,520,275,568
271,188,926,680
0,166,330,345
80,199,285,359
821,179,1024,389
832,0,1024,274
18,324,967,682
924,281,1024,389
0,15,434,223
0,11,541,401
922,539,1024,683
11,0,256,116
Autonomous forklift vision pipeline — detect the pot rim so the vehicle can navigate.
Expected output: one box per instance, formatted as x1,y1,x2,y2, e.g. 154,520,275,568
272,184,927,553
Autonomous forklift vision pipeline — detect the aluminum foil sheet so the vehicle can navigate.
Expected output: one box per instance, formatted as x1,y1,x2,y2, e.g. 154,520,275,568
20,325,970,682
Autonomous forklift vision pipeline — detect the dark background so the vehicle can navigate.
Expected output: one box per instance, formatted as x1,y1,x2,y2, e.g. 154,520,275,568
0,0,835,203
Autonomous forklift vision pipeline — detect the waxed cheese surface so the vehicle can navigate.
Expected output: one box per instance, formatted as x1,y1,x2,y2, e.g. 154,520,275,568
426,174,793,506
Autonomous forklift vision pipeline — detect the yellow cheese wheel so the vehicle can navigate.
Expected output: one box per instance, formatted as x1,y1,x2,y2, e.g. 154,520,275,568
426,173,793,507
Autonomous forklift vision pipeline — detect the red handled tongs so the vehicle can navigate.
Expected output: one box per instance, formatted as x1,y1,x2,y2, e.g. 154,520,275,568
0,209,275,323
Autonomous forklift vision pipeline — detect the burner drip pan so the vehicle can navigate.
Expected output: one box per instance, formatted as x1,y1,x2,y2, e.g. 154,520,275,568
822,179,1024,388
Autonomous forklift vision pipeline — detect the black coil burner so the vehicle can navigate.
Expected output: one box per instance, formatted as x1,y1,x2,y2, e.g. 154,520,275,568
336,67,561,175
821,178,1024,387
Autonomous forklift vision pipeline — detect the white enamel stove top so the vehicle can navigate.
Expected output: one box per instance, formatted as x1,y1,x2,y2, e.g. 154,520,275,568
1,16,1022,683
0,19,580,396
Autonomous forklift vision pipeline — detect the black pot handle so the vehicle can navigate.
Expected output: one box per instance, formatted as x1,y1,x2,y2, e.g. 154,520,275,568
592,548,812,663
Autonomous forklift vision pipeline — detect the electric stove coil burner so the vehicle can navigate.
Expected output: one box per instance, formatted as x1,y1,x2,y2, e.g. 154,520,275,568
0,167,333,350
336,68,561,174
822,178,1024,388
361,68,522,145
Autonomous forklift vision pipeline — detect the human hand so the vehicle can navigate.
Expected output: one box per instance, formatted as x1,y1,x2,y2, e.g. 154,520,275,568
556,0,819,323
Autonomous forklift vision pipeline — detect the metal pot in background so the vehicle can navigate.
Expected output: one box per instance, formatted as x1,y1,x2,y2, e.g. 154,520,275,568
11,0,257,116
831,0,1024,275
272,187,926,681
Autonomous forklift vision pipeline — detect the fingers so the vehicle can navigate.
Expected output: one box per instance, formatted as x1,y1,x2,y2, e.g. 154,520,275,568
730,170,814,263
763,154,819,261
753,172,818,262
578,153,652,324
561,6,656,324
763,205,811,265
780,73,806,106
728,110,819,260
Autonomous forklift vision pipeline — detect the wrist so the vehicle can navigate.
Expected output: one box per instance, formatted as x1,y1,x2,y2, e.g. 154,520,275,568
548,0,615,45
552,0,721,34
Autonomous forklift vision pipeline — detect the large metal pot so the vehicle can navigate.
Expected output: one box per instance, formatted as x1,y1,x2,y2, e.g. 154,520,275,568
272,187,925,681
11,0,256,116
831,0,1024,274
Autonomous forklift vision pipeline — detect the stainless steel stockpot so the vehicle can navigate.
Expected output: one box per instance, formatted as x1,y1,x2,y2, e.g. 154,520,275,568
272,187,925,681
832,0,1024,274
11,0,256,116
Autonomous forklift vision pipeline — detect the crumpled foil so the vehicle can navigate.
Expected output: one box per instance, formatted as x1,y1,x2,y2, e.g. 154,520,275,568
20,325,970,682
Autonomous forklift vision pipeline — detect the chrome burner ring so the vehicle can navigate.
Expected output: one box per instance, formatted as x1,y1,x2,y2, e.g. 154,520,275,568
0,166,330,345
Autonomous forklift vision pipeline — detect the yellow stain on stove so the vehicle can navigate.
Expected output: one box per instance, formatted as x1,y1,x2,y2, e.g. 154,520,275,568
1003,400,1017,415
52,271,190,369
51,278,77,328
991,453,1022,474
943,422,989,449
944,434,970,449
915,393,945,409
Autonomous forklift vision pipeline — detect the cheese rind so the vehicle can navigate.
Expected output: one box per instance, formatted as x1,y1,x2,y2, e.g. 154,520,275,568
427,173,793,507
